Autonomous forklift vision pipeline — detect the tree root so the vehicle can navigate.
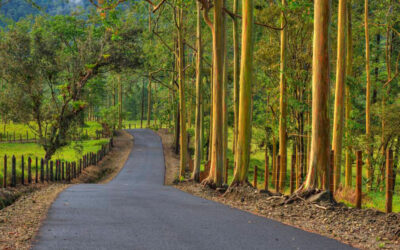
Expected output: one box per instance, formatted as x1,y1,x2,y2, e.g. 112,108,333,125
201,178,217,189
282,188,336,206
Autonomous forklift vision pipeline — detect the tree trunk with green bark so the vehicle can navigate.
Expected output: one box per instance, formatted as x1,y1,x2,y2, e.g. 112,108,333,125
345,0,353,188
178,6,187,180
302,0,331,191
364,0,373,191
193,1,203,182
232,0,240,156
332,0,347,191
231,0,254,185
204,0,225,187
278,0,287,192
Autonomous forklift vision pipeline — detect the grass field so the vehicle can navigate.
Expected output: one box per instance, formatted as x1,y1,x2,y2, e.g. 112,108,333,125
0,121,112,186
0,121,104,140
193,126,400,213
0,139,109,184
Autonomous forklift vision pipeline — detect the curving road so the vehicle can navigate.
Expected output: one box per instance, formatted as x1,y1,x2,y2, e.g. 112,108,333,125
33,129,354,250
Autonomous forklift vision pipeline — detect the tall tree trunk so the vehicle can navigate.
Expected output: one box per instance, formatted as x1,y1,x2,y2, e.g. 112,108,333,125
147,76,152,127
193,1,203,182
222,0,228,184
153,82,157,126
332,0,347,191
364,0,373,191
141,79,145,129
178,6,187,180
231,0,254,185
278,0,287,192
232,0,240,156
302,0,331,191
272,135,277,187
208,64,213,162
204,0,225,187
345,0,353,188
381,20,393,191
118,75,123,129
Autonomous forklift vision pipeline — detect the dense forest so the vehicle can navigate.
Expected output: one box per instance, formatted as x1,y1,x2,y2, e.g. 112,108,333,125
1,0,400,220
0,0,400,249
0,0,92,20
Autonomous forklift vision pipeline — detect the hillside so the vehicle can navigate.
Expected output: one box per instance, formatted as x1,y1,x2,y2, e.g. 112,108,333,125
0,0,92,20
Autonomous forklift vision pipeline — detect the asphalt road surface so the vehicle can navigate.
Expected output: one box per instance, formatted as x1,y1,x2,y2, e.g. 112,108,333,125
33,129,355,250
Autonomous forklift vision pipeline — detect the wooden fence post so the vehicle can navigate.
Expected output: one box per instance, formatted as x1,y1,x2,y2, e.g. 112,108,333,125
50,161,54,182
67,162,71,182
3,155,7,188
11,155,16,187
46,161,49,182
264,154,269,191
62,162,65,181
253,165,258,189
40,159,44,183
54,161,58,181
21,155,24,185
276,155,280,192
35,157,38,183
28,157,32,184
386,149,394,213
356,151,362,209
56,161,59,181
225,159,229,184
290,154,296,194
73,162,77,179
58,160,61,181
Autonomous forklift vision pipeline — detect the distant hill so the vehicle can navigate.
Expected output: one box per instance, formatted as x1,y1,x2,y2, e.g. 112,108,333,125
0,0,93,21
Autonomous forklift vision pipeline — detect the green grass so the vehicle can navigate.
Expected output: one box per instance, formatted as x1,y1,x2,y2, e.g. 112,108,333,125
193,125,400,213
0,139,109,185
0,121,104,141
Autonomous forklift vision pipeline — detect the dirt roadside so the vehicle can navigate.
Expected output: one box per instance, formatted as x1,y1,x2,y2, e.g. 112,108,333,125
0,130,133,250
158,129,400,250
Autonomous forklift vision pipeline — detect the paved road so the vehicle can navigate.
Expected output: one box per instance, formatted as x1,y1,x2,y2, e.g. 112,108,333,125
33,129,354,250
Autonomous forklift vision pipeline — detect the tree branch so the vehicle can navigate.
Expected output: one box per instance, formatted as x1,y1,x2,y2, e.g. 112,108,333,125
223,7,287,31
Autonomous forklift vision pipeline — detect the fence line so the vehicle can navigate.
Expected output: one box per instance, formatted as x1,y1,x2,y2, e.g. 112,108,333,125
0,129,110,144
1,138,113,188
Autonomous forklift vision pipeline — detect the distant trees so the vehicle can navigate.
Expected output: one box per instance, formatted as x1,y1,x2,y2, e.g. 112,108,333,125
14,0,399,197
0,14,142,160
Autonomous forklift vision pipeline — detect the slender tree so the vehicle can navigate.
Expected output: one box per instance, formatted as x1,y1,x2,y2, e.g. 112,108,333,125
332,0,347,191
222,0,228,184
201,0,225,187
147,76,152,127
177,4,187,180
193,1,203,182
345,0,353,188
231,0,254,185
364,0,373,191
118,74,123,129
278,0,287,192
232,0,240,155
302,0,331,191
